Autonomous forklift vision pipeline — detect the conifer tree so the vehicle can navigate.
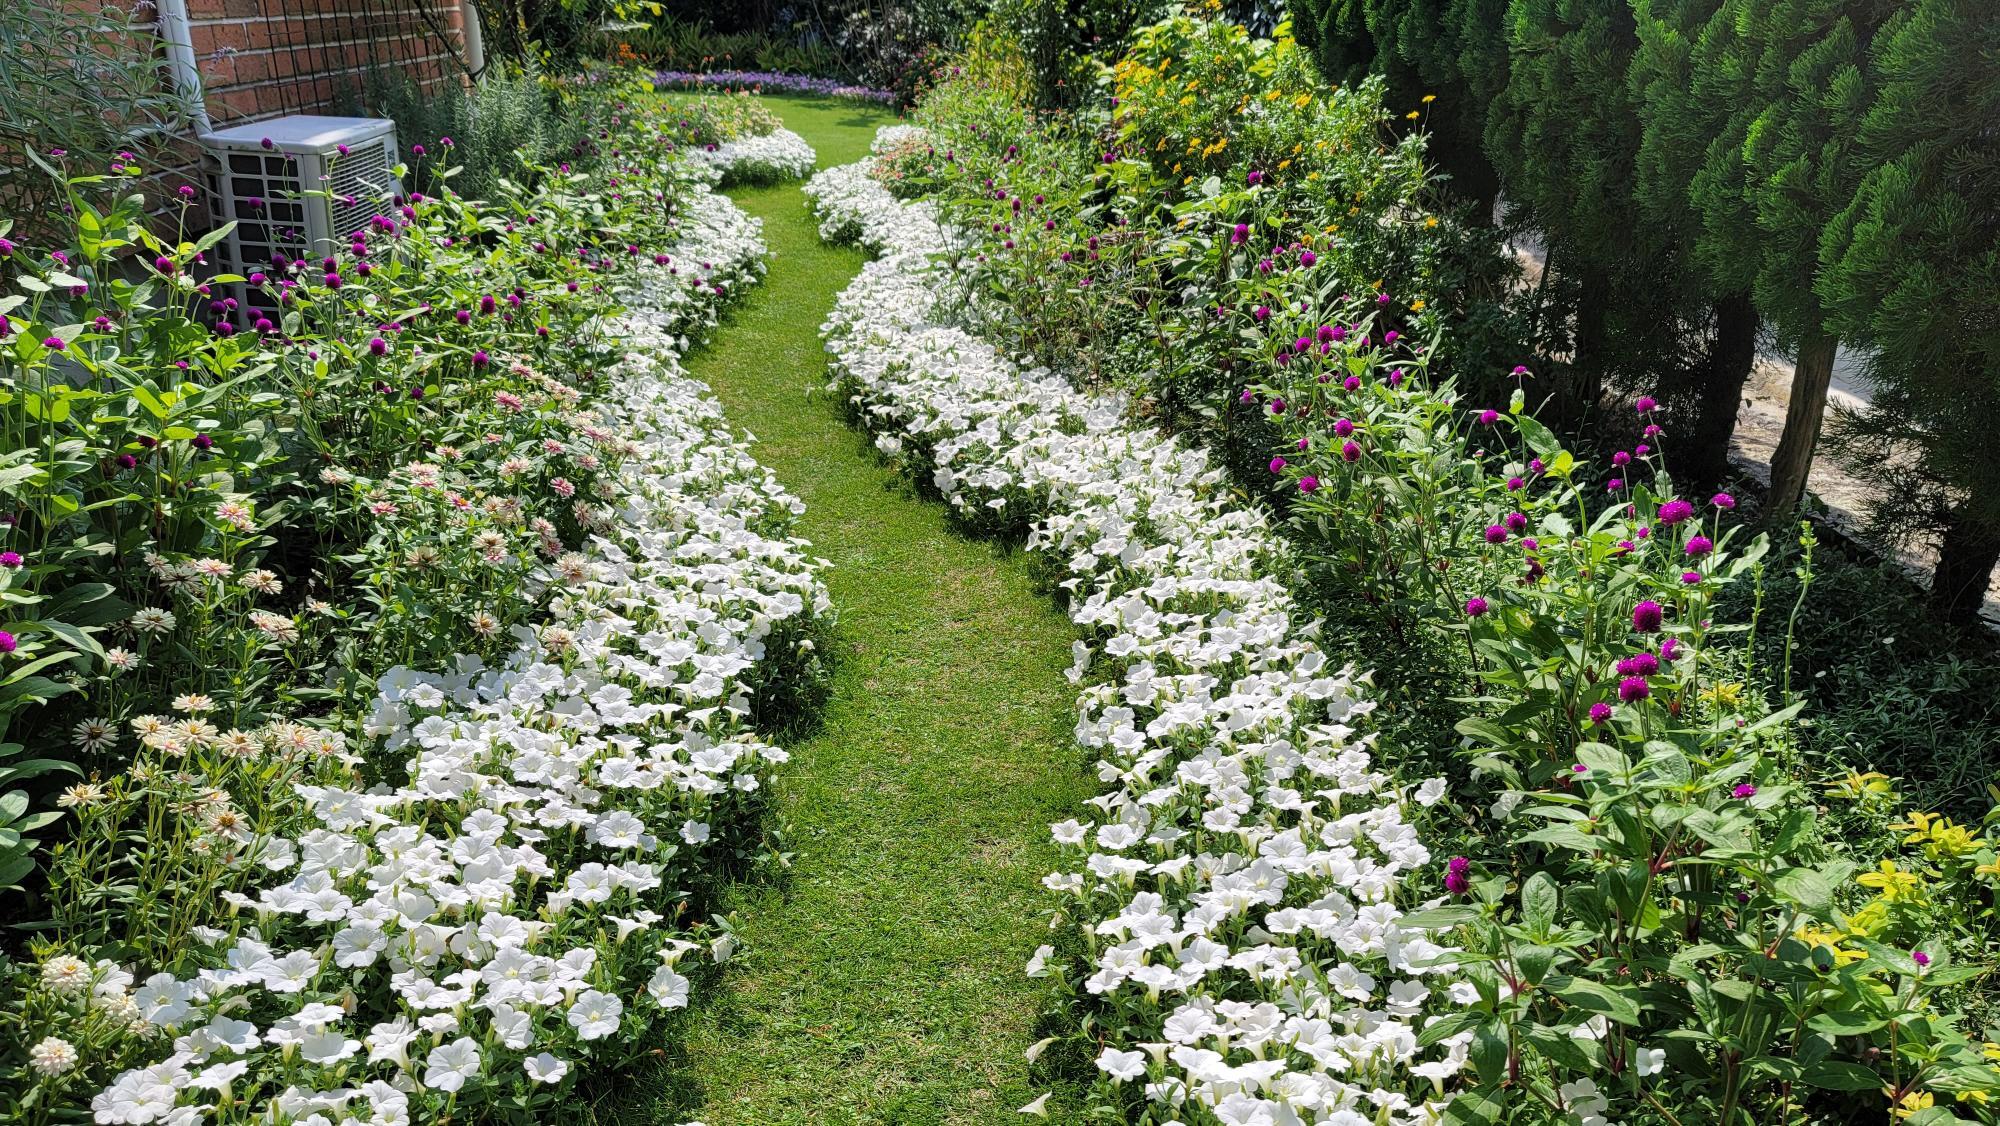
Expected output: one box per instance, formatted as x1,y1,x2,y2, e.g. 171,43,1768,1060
1820,0,2000,623
1629,0,1762,489
1482,0,1709,425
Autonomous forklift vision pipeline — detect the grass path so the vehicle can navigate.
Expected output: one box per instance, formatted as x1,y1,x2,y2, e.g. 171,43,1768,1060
603,97,1091,1126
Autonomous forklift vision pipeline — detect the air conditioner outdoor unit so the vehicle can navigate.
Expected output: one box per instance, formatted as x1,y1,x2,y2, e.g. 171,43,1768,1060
200,116,402,308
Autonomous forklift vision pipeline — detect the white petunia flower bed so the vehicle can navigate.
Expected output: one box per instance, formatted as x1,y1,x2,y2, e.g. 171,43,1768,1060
81,183,833,1125
687,127,818,187
806,140,1473,1125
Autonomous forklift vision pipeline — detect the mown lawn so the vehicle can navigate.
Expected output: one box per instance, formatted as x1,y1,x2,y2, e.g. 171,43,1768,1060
591,95,1092,1126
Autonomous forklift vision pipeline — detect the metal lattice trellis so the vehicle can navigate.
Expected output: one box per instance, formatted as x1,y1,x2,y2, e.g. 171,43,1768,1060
242,0,471,121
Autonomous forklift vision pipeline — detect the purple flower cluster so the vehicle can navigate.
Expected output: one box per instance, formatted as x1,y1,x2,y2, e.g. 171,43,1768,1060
650,69,897,105
1445,856,1471,895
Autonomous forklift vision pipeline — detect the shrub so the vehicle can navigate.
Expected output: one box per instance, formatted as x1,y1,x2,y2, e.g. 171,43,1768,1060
875,14,2000,1122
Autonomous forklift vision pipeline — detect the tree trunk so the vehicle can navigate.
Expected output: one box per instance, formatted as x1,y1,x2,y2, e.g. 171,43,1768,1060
1932,508,2000,626
1684,292,1759,491
1562,275,1610,428
1766,328,1837,521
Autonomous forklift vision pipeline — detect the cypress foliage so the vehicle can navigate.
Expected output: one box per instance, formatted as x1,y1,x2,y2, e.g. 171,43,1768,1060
1819,0,2000,622
1483,0,1710,427
1629,0,1762,489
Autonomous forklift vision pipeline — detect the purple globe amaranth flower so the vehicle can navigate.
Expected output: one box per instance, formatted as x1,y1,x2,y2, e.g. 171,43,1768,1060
116,454,137,469
1445,856,1471,895
1296,438,1310,451
1238,388,1255,404
1572,763,1589,774
1682,571,1702,584
1334,418,1355,438
1484,524,1509,545
1660,637,1680,661
1635,395,1658,413
1478,409,1499,426
1341,440,1360,462
1299,249,1317,267
1618,675,1651,702
192,434,213,450
1298,475,1320,494
1633,600,1664,632
1504,511,1528,534
1733,783,1757,799
1589,701,1613,726
368,336,387,356
1657,499,1695,525
1712,492,1736,509
0,630,14,654
472,350,489,366
1230,223,1248,245
1612,450,1631,467
0,552,20,567
1529,457,1544,474
1913,950,1931,967
1506,476,1525,492
1269,397,1285,415
1269,456,1288,474
1607,479,1624,493
1464,597,1489,618
1685,535,1714,558
43,336,65,351
1617,653,1660,678
1343,375,1361,391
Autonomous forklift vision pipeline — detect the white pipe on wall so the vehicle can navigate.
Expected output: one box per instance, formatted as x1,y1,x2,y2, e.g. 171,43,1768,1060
461,2,487,79
153,0,215,136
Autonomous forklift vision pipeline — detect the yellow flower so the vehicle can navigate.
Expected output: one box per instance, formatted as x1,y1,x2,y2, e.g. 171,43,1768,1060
1425,216,1440,229
1795,923,1868,966
1830,770,1896,801
1893,811,1979,857
1856,860,1924,903
1422,94,1438,104
1406,111,1420,120
1700,681,1745,708
1411,299,1427,311
1981,1042,2000,1064
1889,1090,1934,1119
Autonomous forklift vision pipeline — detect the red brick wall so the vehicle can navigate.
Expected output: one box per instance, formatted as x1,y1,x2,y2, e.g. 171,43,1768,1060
114,0,470,129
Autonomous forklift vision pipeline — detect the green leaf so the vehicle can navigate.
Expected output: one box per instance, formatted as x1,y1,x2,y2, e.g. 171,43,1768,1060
1551,978,1642,1025
1520,871,1558,934
1441,1085,1506,1125
1400,905,1481,930
1772,867,1834,916
131,385,170,420
1469,1021,1508,1085
1522,1022,1596,1072
1807,1011,1888,1036
0,758,82,785
1799,1061,1883,1091
1513,414,1559,458
1417,1008,1485,1048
